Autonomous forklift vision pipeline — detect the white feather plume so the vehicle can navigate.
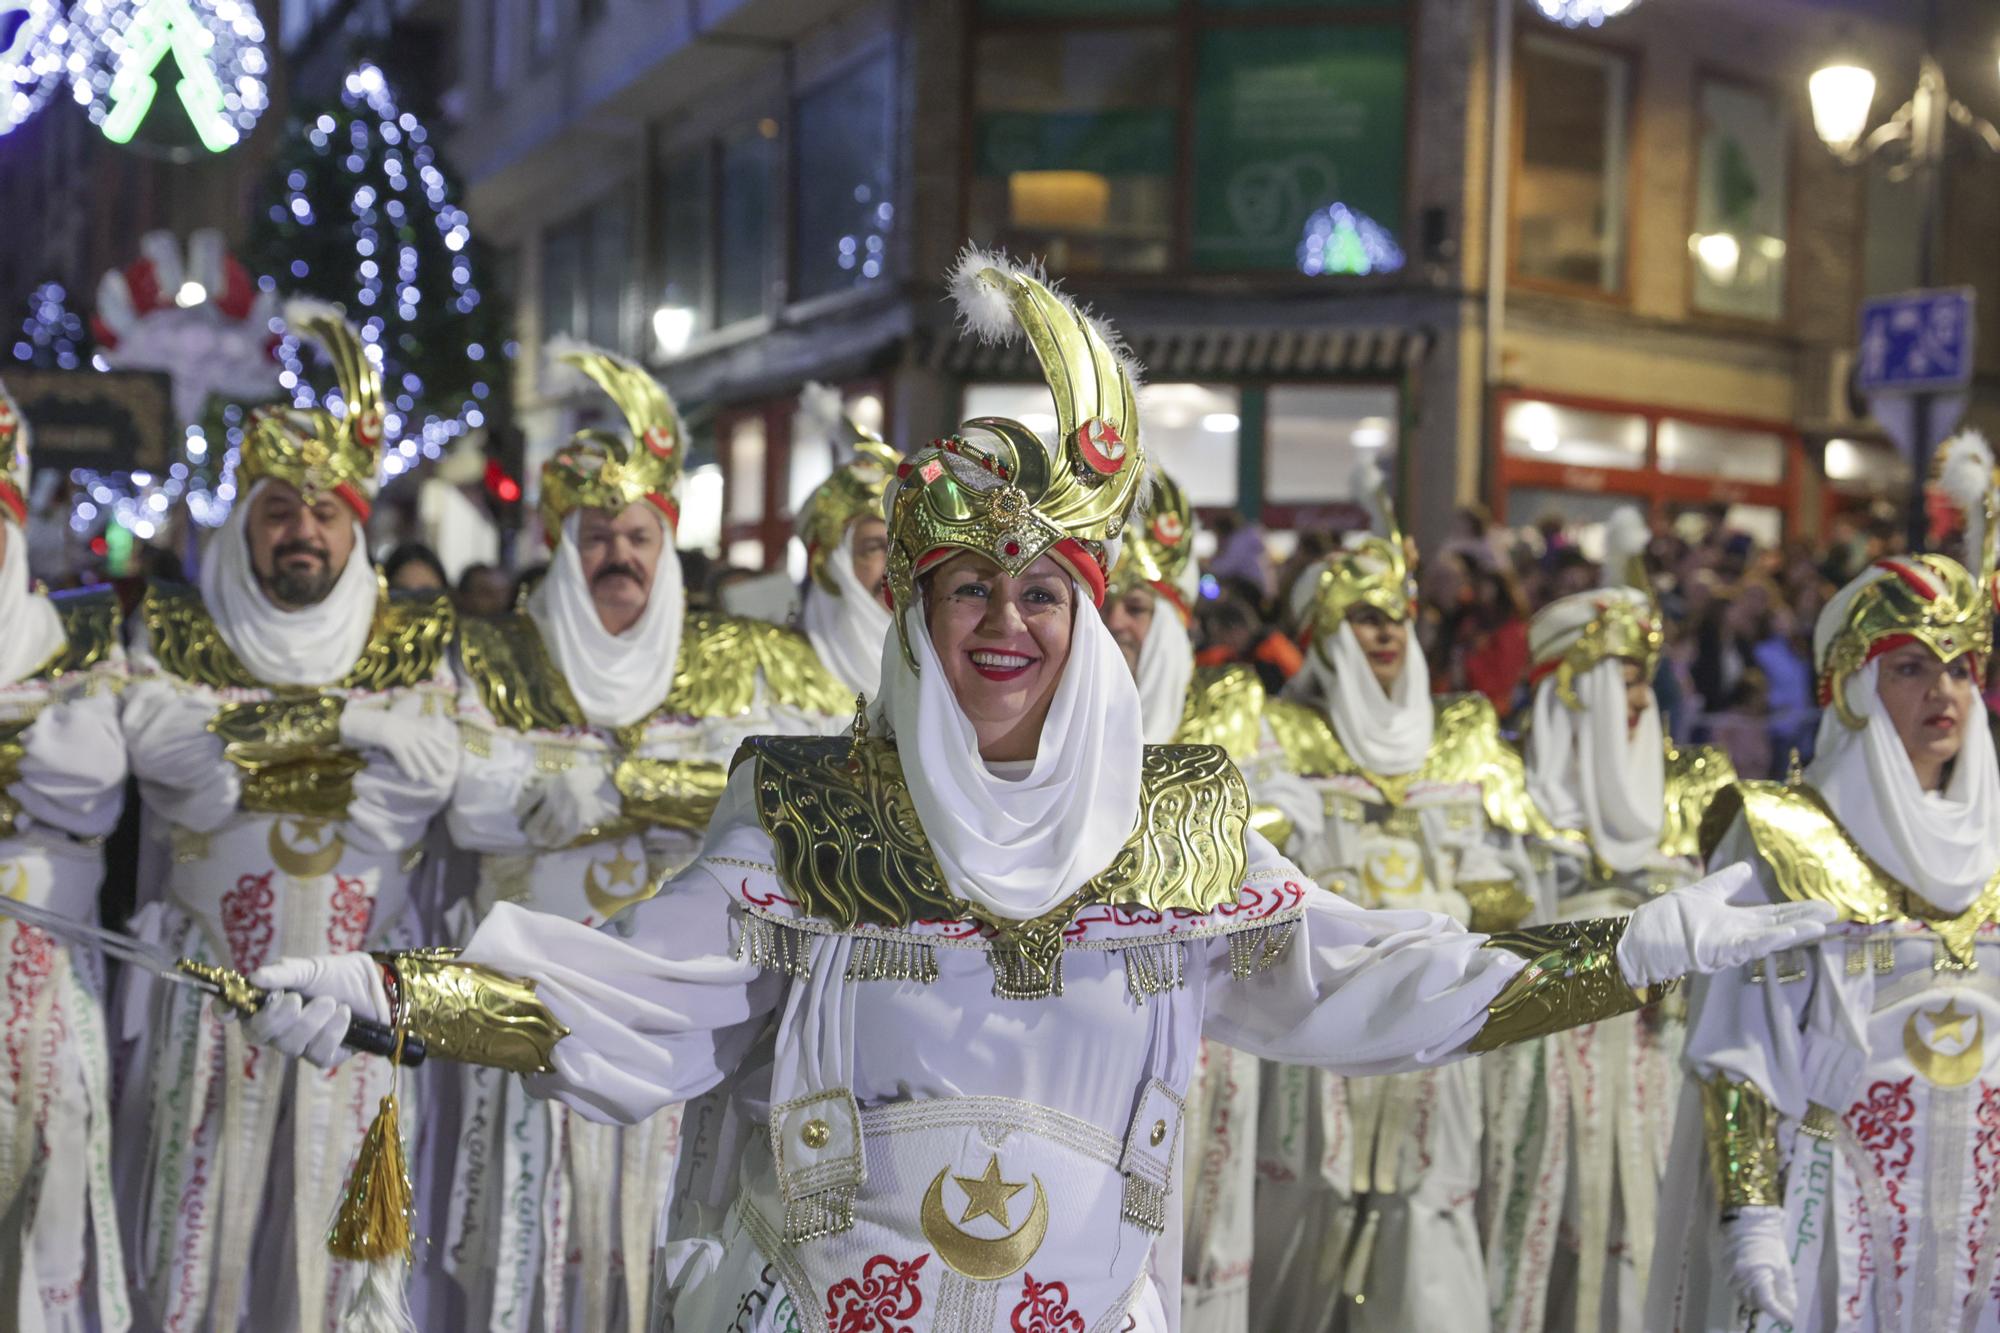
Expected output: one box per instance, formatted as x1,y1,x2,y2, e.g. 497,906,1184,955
796,381,846,448
1601,504,1650,588
948,245,1042,342
1934,428,1997,568
540,334,618,397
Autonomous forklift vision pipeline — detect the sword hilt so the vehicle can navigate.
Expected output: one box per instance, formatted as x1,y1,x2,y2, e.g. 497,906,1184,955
177,959,428,1068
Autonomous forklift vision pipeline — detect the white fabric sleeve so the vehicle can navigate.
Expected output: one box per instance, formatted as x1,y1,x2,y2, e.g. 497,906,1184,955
447,721,542,854
1202,834,1526,1075
343,680,460,855
120,621,241,832
459,862,782,1126
14,681,128,838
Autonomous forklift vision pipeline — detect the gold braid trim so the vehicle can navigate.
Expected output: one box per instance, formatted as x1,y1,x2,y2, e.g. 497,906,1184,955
378,948,570,1074
1700,1073,1781,1210
1466,917,1675,1052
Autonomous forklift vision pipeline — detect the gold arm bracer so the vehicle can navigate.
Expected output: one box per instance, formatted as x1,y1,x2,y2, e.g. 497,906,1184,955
1466,917,1676,1053
377,948,570,1074
1460,879,1535,934
612,755,730,835
1701,1073,1781,1211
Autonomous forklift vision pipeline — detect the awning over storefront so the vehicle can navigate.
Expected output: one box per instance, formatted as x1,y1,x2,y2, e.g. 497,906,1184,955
918,324,1434,380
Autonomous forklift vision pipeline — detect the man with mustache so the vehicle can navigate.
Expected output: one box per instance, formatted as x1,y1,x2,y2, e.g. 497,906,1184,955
117,305,460,1331
441,345,848,1333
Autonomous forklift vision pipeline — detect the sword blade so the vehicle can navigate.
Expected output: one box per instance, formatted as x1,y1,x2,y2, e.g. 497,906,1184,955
0,894,185,976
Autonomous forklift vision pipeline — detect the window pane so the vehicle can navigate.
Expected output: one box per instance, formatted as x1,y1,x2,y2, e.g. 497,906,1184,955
718,128,776,325
541,215,586,342
1656,419,1785,483
794,52,896,302
962,382,1241,508
726,416,766,524
1265,385,1400,503
1192,26,1408,273
1502,399,1645,470
587,191,631,351
1506,485,1635,534
969,30,1177,274
1515,36,1629,291
1824,436,1912,496
1689,81,1789,321
654,148,711,353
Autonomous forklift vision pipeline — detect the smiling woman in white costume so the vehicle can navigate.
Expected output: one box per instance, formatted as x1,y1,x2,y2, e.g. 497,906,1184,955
246,254,1830,1333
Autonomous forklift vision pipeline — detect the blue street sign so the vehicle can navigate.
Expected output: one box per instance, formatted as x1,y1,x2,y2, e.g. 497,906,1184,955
1858,286,1977,395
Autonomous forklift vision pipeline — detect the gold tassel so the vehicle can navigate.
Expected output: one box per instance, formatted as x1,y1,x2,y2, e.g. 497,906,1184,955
328,1030,417,1333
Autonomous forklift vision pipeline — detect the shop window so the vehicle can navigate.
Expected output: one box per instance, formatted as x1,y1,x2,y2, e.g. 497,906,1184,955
1514,36,1630,293
969,29,1178,273
1689,80,1790,321
653,147,712,356
793,51,897,301
1265,385,1399,502
1502,399,1645,470
1191,25,1407,273
1506,486,1635,534
718,126,778,326
541,193,631,351
1657,419,1785,484
961,382,1241,507
1824,436,1911,498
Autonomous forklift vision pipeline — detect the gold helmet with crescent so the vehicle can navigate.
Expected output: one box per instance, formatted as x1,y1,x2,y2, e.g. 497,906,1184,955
886,250,1148,669
1816,551,1998,730
243,302,384,517
795,382,901,597
1106,469,1195,624
538,343,686,544
1528,507,1663,709
1297,461,1413,656
0,378,30,527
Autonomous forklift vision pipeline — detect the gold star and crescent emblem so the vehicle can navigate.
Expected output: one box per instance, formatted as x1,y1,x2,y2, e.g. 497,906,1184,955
1905,997,1986,1088
1361,840,1423,900
920,1153,1049,1280
267,817,345,878
583,844,655,918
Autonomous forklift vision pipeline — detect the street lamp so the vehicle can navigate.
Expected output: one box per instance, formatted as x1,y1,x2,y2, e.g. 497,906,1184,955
1809,16,2000,549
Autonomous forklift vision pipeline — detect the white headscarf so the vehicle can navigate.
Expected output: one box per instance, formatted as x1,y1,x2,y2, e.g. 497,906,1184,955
1526,657,1666,873
198,479,379,687
1290,620,1435,776
1807,657,2000,914
800,523,892,701
527,509,685,729
1133,602,1194,744
0,522,64,686
868,581,1145,923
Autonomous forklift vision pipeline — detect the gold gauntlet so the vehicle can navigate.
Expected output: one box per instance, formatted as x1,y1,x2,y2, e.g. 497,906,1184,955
210,695,365,818
1467,918,1676,1052
611,755,729,835
376,948,570,1074
1701,1074,1781,1210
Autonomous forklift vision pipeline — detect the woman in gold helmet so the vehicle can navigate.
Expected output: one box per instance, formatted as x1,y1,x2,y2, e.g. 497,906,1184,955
242,254,1827,1333
1649,544,2000,1333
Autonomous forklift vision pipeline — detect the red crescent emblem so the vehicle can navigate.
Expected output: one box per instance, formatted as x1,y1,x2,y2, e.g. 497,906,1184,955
1074,418,1126,476
1153,512,1185,546
643,425,676,457
353,407,384,449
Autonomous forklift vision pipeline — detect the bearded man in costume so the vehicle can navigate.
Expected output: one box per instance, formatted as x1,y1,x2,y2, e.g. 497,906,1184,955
1647,517,2000,1332
1483,514,1735,1333
443,347,847,1332
244,252,1826,1333
117,307,459,1332
0,381,130,1333
1249,479,1547,1333
794,382,900,702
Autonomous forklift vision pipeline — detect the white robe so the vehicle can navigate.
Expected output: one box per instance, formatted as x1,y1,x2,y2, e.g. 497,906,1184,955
453,766,1536,1333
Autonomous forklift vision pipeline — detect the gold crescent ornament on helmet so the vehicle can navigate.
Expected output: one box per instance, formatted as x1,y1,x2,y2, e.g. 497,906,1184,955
886,250,1148,671
1529,588,1664,712
538,344,686,544
1818,553,1997,730
796,383,902,597
243,303,386,517
1106,469,1195,623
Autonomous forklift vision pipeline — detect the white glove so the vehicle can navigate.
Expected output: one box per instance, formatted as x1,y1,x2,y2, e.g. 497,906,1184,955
247,993,356,1068
1724,1205,1798,1326
251,952,392,1023
520,763,618,847
1618,863,1837,988
339,703,458,790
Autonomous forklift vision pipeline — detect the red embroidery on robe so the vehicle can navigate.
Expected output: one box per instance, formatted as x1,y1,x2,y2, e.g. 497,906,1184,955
326,873,371,951
824,1253,927,1333
221,872,276,971
1011,1272,1085,1333
1848,1076,1917,1288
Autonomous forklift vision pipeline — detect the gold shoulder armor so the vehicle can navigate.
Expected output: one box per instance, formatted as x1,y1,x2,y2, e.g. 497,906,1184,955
343,589,454,692
1174,663,1267,759
1423,693,1552,838
1708,780,2000,965
1262,696,1344,778
744,736,1249,934
141,584,259,689
667,612,850,719
42,588,120,679
457,613,585,732
1660,743,1736,860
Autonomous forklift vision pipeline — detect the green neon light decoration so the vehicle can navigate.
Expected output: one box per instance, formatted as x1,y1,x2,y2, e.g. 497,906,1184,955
99,0,239,152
